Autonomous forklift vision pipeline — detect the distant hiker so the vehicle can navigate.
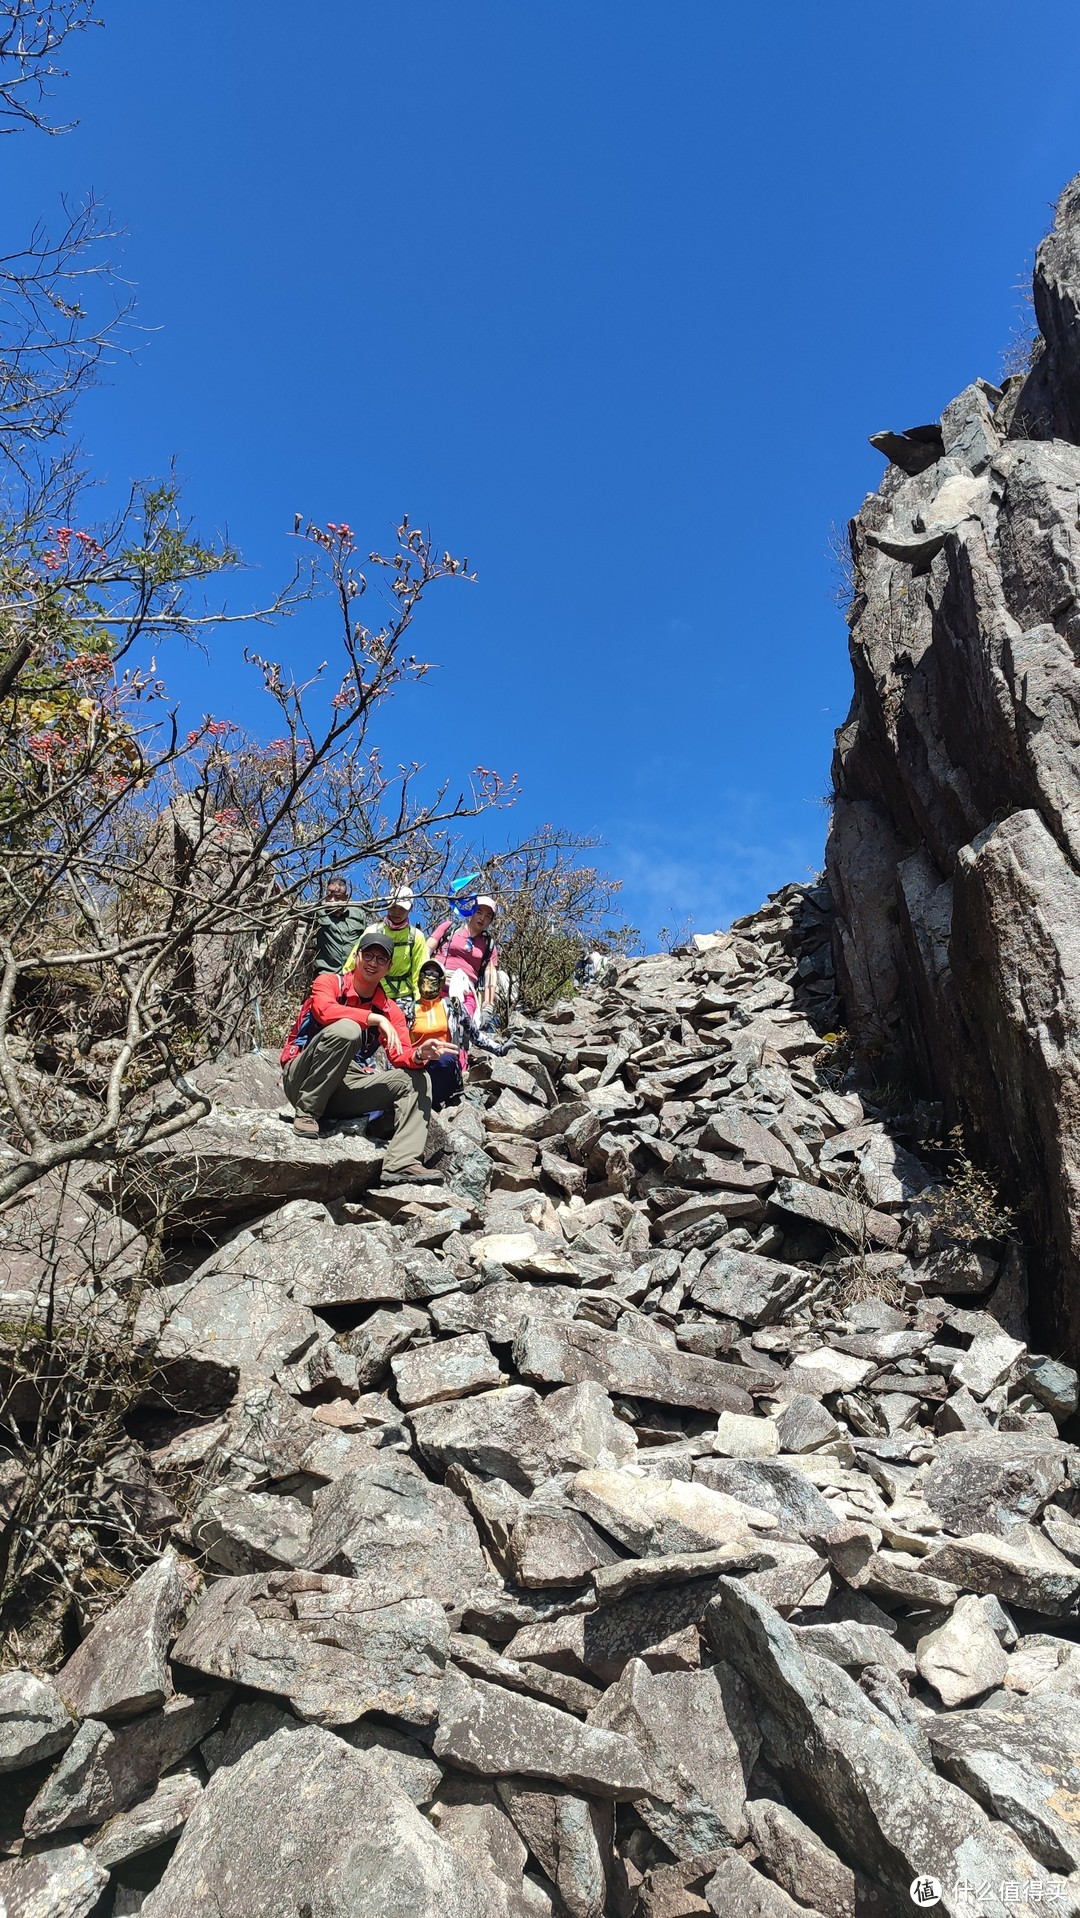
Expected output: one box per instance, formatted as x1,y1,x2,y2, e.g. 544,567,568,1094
411,956,512,1108
427,894,499,1019
344,884,427,1015
310,876,368,976
280,929,454,1182
574,948,612,988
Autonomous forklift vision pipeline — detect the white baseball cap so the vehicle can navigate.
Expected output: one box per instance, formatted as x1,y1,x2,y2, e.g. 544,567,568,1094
388,885,414,910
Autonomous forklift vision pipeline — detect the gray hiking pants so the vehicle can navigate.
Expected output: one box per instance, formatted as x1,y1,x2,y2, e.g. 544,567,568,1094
283,1019,432,1172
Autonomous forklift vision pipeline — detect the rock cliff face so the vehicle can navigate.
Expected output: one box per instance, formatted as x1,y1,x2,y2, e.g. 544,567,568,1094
827,171,1080,1361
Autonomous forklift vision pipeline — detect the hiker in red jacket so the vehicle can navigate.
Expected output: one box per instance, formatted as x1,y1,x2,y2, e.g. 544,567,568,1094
280,929,453,1184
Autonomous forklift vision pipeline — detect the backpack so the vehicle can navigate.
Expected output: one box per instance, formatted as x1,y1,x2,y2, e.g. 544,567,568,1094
280,973,347,1066
432,919,493,986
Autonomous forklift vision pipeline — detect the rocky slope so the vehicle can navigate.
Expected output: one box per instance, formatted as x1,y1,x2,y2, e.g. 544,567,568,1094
827,170,1080,1362
4,885,1080,1917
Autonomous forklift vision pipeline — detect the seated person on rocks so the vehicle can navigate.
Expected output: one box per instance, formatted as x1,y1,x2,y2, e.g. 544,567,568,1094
308,875,369,978
410,957,511,1109
280,928,454,1183
426,893,500,1021
343,884,427,1017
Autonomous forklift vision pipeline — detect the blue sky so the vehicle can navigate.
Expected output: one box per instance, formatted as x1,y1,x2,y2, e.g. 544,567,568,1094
6,1,1080,942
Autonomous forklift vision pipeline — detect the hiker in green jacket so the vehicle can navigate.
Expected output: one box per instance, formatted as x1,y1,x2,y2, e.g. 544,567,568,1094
310,877,368,976
346,885,427,1012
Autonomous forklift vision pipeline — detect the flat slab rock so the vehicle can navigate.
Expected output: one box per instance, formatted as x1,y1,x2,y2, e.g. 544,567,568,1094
921,1525,1080,1615
391,1331,505,1407
433,1667,650,1797
305,1455,498,1614
410,1380,637,1494
55,1551,198,1722
568,1465,777,1556
589,1655,759,1858
141,1725,493,1917
172,1569,449,1726
24,1691,224,1838
771,1176,901,1248
0,1842,110,1918
928,1693,1080,1873
0,1670,76,1772
689,1248,806,1328
513,1317,755,1414
98,1104,386,1231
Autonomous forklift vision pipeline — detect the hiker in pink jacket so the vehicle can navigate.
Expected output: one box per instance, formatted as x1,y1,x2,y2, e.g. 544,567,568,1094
426,894,499,1020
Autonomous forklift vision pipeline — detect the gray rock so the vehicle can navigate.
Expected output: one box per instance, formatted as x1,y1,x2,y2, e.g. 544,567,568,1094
199,1693,443,1804
451,1632,605,1718
497,1782,610,1918
55,1551,197,1721
927,1693,1080,1872
924,1430,1065,1536
790,1621,914,1678
430,1788,541,1918
429,1279,580,1342
775,1394,842,1453
588,1656,758,1857
1024,1353,1080,1418
704,1577,1078,1915
1041,1504,1080,1562
200,1695,297,1771
507,1575,729,1686
568,1466,776,1555
171,1569,448,1725
692,1457,837,1535
921,1525,1080,1615
210,1378,386,1492
745,1797,859,1918
510,1504,622,1588
410,1381,636,1493
698,1109,798,1175
924,1247,999,1295
24,1692,224,1837
0,1842,109,1918
344,1303,430,1386
432,1667,650,1796
87,1761,202,1867
140,1725,492,1915
689,1249,806,1327
915,1595,1011,1706
137,1258,320,1392
951,1330,1026,1399
705,1850,828,1916
190,1486,312,1573
305,1455,498,1612
591,1542,773,1604
513,1319,755,1414
391,1331,504,1407
0,1670,76,1772
771,1178,901,1248
102,1105,385,1233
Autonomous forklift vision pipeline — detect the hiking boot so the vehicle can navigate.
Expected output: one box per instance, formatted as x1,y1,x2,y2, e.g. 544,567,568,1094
380,1162,442,1186
292,1113,321,1139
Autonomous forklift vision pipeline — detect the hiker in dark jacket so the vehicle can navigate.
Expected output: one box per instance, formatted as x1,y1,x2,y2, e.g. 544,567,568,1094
310,877,368,975
280,930,453,1182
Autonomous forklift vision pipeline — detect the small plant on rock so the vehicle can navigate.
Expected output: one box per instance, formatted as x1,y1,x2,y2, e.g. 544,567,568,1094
922,1126,1015,1248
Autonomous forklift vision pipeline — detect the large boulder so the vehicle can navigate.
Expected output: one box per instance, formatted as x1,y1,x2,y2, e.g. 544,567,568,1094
141,1725,493,1916
96,1104,384,1232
